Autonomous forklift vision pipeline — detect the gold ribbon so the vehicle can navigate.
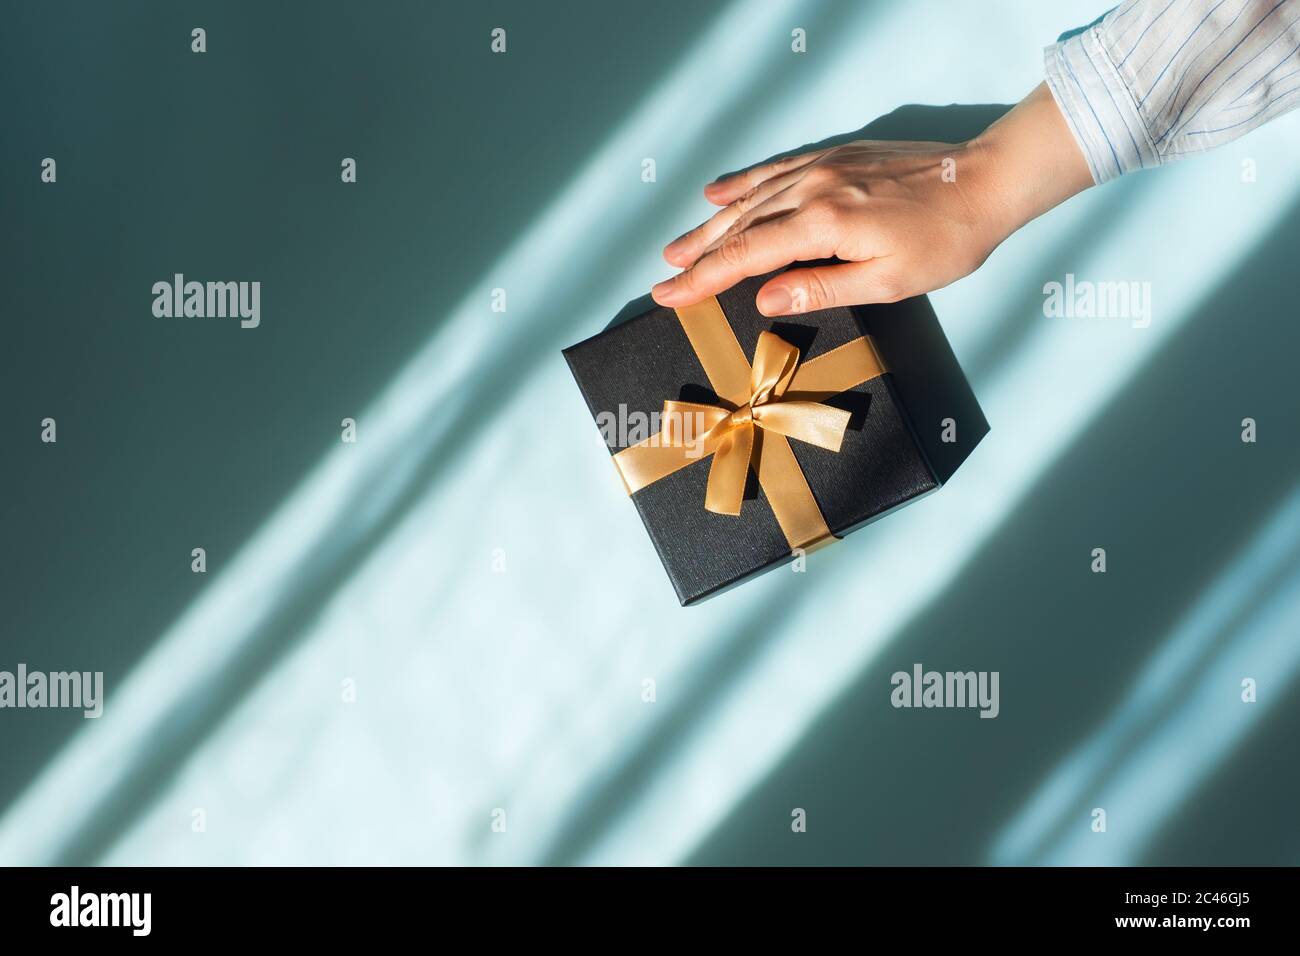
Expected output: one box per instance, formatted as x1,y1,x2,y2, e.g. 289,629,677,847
613,295,887,550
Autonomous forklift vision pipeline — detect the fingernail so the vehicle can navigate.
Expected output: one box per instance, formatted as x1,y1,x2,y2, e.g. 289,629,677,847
652,279,676,302
757,287,792,315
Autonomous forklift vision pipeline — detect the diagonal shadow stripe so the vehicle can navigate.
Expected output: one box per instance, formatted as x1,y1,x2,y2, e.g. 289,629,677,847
1140,674,1300,864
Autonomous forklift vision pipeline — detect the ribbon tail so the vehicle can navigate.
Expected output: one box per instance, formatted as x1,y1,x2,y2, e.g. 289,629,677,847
704,423,754,516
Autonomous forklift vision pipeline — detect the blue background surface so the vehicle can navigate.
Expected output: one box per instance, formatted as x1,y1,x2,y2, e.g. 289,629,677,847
2,0,1298,865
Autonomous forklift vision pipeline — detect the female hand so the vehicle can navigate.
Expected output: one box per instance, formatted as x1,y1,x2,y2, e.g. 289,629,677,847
651,83,1093,316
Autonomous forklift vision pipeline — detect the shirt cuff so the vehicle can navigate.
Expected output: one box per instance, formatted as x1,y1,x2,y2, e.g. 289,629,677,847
1043,25,1159,185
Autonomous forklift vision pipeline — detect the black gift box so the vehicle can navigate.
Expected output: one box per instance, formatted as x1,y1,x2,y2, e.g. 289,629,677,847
563,267,987,605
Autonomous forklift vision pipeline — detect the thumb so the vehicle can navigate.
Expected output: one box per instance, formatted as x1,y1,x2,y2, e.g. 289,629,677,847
755,260,907,316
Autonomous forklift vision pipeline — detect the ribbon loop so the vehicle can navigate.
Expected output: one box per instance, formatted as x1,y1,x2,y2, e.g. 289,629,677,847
748,331,800,406
660,400,729,448
705,421,754,517
751,400,851,451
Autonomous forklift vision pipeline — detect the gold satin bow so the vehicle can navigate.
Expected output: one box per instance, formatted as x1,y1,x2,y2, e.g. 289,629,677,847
659,331,854,517
612,295,887,551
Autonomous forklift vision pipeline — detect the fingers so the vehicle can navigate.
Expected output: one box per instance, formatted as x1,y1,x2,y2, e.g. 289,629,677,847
652,210,836,309
753,260,908,315
664,169,803,267
696,194,792,261
702,149,829,206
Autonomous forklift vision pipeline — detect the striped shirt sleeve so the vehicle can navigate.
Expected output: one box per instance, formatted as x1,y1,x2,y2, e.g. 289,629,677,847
1044,0,1300,184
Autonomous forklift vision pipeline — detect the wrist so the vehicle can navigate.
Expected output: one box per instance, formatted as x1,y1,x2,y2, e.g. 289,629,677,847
965,82,1095,241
